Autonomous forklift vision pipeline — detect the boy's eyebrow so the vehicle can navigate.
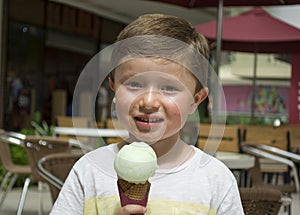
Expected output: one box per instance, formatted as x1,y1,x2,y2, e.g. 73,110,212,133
119,72,184,85
116,70,135,83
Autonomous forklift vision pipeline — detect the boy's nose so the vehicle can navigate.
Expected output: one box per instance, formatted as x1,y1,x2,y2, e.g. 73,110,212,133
139,89,160,112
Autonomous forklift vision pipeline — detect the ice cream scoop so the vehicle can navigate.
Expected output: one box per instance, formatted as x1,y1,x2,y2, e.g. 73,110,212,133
114,141,157,184
114,142,157,210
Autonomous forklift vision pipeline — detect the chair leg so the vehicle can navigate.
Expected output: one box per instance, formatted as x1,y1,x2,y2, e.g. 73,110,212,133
0,172,12,192
0,172,11,205
0,173,18,206
17,177,31,215
38,182,44,215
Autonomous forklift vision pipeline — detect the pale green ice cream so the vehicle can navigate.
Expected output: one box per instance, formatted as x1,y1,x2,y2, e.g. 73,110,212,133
114,142,157,184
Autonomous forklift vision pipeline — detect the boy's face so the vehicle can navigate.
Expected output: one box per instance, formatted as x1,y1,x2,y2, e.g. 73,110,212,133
110,57,207,143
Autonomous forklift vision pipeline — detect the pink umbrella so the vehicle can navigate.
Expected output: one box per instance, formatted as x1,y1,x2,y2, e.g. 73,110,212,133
195,7,300,123
149,0,300,74
150,0,300,7
195,7,300,53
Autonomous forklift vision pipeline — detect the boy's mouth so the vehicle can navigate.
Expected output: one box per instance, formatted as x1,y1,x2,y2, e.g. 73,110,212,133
134,115,164,130
134,117,164,123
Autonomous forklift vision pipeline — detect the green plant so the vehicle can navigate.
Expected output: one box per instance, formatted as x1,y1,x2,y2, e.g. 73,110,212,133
30,120,55,136
30,111,55,136
0,111,55,187
10,145,30,187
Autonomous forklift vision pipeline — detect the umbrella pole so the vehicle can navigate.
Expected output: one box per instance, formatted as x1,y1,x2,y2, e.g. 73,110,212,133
211,0,224,123
215,0,224,76
250,52,258,124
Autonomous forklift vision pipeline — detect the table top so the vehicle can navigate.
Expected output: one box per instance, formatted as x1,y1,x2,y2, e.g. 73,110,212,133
54,127,129,138
215,151,255,169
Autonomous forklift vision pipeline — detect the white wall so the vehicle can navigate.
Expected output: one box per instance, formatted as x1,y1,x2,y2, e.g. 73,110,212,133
266,5,300,29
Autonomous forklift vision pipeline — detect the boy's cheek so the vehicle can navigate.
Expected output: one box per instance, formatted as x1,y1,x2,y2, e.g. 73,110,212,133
169,106,186,124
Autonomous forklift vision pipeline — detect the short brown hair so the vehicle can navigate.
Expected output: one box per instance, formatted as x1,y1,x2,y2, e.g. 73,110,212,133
110,14,209,92
117,14,209,59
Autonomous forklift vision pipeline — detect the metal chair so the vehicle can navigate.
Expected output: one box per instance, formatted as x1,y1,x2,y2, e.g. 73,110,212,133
37,152,83,203
239,187,283,215
242,125,291,178
242,143,299,215
254,143,300,165
17,136,71,215
0,130,31,207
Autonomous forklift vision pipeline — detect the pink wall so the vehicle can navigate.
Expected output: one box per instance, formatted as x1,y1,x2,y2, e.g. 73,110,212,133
222,85,289,116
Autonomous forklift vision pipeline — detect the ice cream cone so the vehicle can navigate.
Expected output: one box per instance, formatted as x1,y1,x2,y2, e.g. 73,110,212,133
114,142,157,214
117,178,151,207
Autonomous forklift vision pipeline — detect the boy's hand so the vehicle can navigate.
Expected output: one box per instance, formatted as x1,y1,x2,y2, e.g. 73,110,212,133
118,204,147,215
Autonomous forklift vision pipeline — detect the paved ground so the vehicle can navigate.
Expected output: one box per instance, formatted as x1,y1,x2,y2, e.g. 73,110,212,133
0,185,52,215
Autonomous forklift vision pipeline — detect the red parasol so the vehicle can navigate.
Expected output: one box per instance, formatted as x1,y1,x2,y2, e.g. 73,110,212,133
150,0,300,7
196,7,300,123
149,0,300,74
195,7,300,53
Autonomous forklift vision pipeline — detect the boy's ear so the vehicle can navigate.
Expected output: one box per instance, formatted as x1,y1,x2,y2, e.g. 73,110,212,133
189,87,209,114
109,78,115,92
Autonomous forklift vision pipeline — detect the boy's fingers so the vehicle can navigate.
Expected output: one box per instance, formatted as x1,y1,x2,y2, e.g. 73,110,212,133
118,204,147,215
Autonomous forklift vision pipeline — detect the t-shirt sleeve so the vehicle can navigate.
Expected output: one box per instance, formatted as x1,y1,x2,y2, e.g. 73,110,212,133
50,168,84,215
216,177,245,215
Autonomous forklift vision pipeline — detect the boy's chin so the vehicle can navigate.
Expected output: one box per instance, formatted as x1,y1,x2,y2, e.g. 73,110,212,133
131,133,164,144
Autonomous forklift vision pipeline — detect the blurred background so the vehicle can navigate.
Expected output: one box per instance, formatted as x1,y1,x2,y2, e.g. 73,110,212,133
0,0,299,132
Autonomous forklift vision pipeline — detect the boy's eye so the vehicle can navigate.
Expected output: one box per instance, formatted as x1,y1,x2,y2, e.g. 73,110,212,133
125,82,142,89
161,86,177,92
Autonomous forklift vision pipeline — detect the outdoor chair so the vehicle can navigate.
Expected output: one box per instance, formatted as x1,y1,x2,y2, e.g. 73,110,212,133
239,187,283,215
17,136,71,215
242,125,290,150
242,143,298,215
289,125,300,152
288,125,300,170
197,124,242,153
0,131,31,207
56,116,90,129
242,125,291,183
37,152,83,203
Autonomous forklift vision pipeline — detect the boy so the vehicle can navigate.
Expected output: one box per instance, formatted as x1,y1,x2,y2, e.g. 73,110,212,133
51,14,244,215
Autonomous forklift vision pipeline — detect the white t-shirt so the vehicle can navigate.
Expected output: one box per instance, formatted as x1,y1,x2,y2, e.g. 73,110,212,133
50,144,244,215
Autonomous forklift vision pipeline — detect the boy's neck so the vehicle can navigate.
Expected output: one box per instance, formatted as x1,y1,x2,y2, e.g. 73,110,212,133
150,134,180,157
155,137,195,168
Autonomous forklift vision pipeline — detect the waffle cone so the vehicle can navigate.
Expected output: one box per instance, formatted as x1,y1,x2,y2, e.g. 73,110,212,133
117,178,150,207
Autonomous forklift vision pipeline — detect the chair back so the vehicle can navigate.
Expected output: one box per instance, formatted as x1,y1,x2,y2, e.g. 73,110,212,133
56,116,89,128
24,136,71,181
38,152,83,203
0,136,15,170
243,125,289,150
0,132,24,171
289,125,300,152
198,124,241,152
242,143,299,193
239,187,282,215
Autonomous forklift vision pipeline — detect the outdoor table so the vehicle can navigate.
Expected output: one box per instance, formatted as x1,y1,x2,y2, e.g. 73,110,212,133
54,127,129,138
215,151,255,187
215,151,255,169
